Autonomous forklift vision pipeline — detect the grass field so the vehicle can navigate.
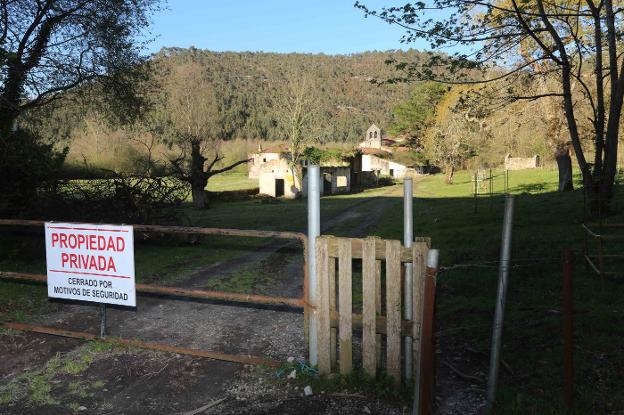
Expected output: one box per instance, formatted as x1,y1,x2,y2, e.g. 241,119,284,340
206,171,258,192
370,169,624,414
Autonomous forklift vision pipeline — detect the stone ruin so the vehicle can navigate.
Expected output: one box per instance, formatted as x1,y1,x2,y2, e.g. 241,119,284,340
504,154,541,170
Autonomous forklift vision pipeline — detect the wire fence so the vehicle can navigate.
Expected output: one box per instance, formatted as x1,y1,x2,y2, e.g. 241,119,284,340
438,255,569,274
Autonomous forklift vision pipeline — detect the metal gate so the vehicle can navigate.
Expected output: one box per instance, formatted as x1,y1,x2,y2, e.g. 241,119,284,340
0,219,309,366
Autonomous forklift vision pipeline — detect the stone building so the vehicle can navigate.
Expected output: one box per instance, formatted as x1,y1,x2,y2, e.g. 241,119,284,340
258,157,301,198
250,146,351,198
356,124,410,179
504,154,541,170
248,144,288,179
308,163,351,196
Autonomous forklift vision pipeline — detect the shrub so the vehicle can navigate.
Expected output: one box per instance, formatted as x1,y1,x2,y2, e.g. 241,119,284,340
0,129,67,217
37,174,189,224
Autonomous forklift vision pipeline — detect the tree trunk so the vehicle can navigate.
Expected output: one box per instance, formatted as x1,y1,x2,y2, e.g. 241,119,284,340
555,145,574,192
0,102,19,137
290,161,303,198
191,182,209,209
190,141,209,209
445,165,454,184
0,61,26,137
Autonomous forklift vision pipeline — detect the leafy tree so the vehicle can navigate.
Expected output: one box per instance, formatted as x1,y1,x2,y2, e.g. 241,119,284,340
0,128,66,216
0,0,159,135
149,61,248,209
425,86,480,183
357,0,624,213
389,81,447,148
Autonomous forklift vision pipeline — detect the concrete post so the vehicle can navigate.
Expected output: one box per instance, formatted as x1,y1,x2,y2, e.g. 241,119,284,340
403,178,414,380
486,195,515,410
307,165,321,366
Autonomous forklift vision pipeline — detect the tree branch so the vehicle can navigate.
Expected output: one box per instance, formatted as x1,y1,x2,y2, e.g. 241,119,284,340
209,158,250,176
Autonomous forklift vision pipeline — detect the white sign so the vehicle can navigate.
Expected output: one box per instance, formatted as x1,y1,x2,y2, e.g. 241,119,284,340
44,222,136,307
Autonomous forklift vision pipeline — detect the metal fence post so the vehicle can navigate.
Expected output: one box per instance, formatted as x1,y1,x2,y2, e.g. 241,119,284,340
414,249,439,415
403,178,414,381
486,195,515,411
99,304,107,338
563,249,574,410
308,165,321,366
474,172,478,213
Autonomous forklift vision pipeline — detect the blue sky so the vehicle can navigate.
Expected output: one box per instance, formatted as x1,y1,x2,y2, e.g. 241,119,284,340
146,1,429,55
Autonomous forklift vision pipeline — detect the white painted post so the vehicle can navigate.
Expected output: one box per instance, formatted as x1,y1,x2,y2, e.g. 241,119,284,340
486,195,515,411
308,165,321,366
403,178,414,381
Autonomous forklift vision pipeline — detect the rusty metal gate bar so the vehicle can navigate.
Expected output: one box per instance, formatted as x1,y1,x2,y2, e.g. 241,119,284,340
0,219,309,365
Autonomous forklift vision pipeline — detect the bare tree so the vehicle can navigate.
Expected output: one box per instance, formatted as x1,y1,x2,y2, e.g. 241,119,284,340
357,0,624,213
0,0,159,135
274,76,323,193
151,61,248,209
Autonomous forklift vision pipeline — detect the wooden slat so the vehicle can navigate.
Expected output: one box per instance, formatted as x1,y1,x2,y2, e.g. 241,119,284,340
338,238,353,374
316,237,331,374
375,258,382,369
414,237,431,248
385,239,402,382
327,237,414,262
329,311,413,336
362,237,377,377
329,257,337,370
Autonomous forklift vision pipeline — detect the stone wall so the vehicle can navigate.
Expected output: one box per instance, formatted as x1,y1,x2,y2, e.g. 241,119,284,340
248,152,282,179
504,154,541,170
362,154,408,178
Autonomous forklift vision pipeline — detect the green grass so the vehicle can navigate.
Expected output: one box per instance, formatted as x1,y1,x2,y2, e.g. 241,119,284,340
206,171,258,192
183,184,397,232
0,346,94,407
0,340,129,411
0,233,266,322
369,168,624,414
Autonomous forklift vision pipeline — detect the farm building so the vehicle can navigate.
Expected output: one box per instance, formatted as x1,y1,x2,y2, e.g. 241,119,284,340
303,163,352,196
356,124,422,180
258,157,301,198
251,146,351,198
248,144,288,179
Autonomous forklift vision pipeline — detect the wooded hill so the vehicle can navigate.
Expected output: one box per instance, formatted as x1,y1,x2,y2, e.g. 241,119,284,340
151,48,428,142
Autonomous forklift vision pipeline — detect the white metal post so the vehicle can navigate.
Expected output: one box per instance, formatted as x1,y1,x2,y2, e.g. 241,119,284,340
307,165,321,366
486,195,515,410
403,178,414,380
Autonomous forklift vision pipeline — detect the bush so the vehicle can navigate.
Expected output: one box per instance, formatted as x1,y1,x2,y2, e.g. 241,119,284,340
377,175,395,186
0,129,66,217
37,175,190,224
0,129,189,224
